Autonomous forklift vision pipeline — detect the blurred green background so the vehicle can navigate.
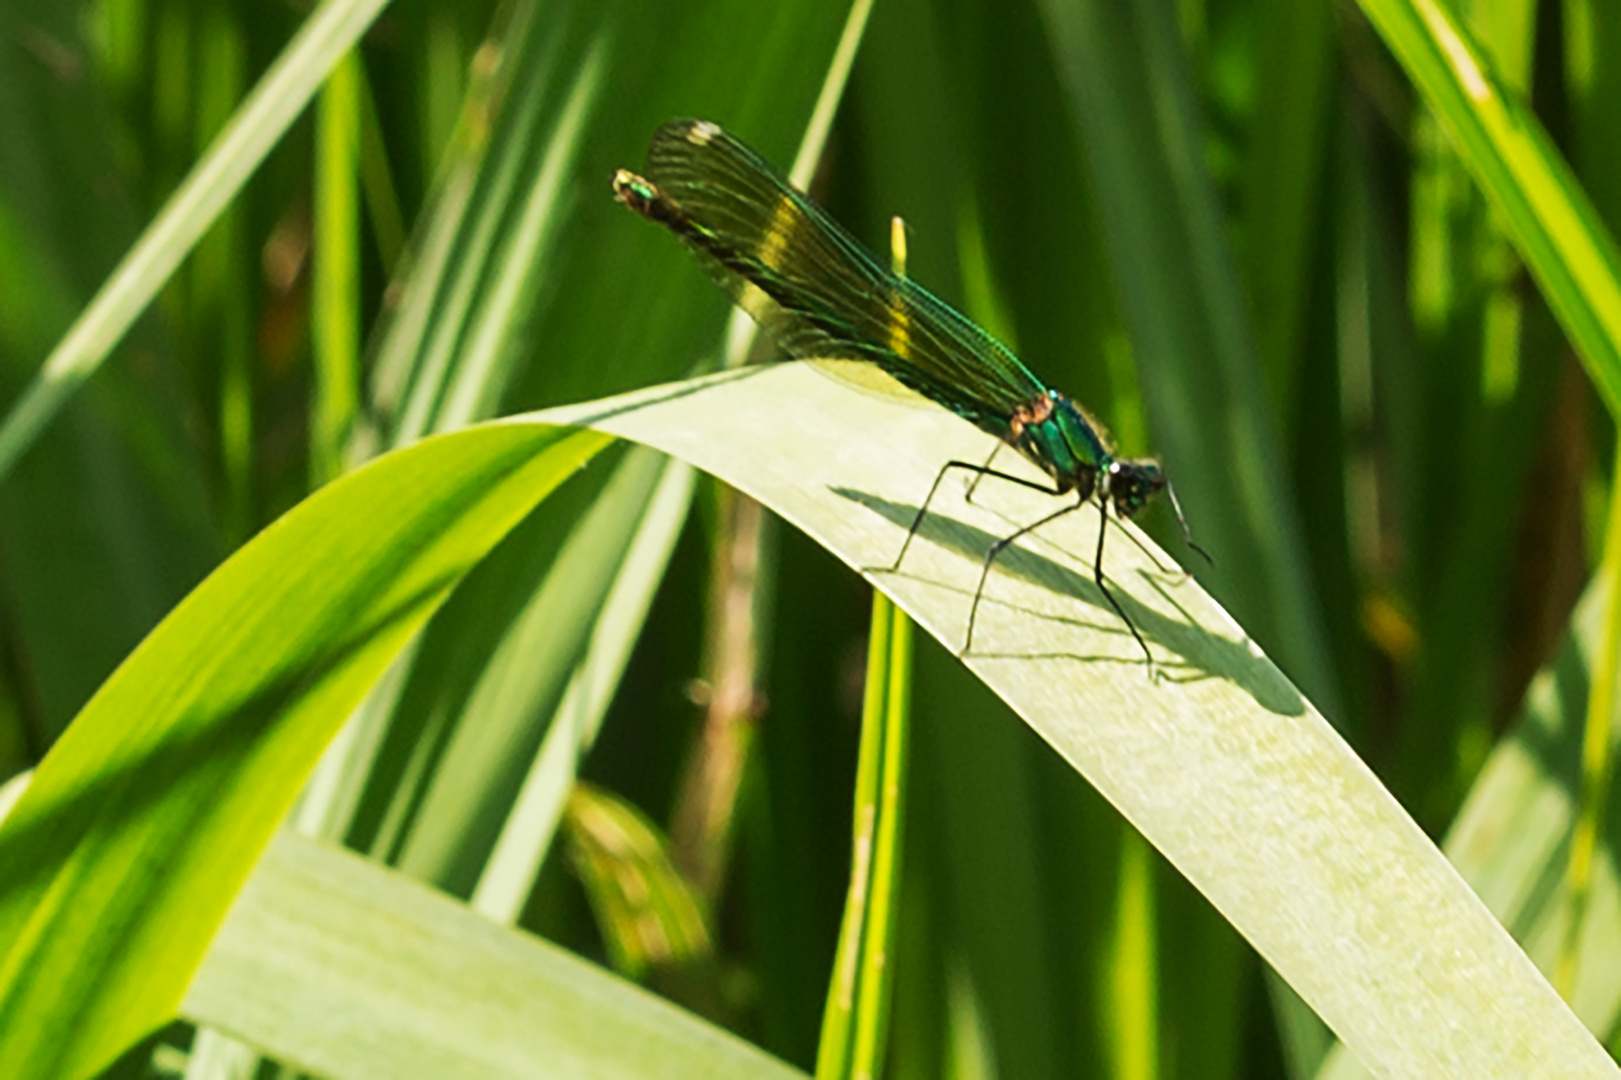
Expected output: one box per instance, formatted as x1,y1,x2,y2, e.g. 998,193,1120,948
1,0,1618,1075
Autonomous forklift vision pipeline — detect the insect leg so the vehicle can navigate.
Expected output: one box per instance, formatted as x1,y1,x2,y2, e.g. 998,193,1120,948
962,442,1001,505
1164,481,1213,566
887,461,1063,573
961,495,1085,655
1092,502,1153,667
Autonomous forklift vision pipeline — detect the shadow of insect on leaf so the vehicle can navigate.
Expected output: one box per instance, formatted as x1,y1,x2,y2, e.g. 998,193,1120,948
832,485,1304,718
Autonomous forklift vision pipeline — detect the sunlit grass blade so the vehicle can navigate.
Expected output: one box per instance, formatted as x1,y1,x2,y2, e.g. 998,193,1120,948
1033,5,1339,1064
817,591,910,1080
535,367,1616,1077
1314,573,1621,1078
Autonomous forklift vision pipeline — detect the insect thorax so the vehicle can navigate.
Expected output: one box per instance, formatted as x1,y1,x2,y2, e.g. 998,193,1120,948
1006,391,1108,498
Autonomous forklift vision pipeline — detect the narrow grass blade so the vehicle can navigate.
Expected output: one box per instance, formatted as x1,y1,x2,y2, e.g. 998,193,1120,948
818,592,911,1080
311,50,363,484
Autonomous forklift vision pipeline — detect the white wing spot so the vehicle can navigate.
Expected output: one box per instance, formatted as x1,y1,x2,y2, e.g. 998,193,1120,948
687,121,721,145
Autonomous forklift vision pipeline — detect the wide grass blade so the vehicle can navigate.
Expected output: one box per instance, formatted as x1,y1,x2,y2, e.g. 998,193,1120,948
1315,579,1621,1079
183,831,799,1079
537,366,1618,1077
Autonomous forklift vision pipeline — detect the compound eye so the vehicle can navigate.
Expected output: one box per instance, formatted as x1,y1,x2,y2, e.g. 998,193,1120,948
1111,462,1166,517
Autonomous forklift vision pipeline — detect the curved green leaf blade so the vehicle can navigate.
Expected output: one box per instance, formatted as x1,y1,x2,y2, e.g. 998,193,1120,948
0,422,612,1080
1314,573,1621,1076
535,365,1617,1077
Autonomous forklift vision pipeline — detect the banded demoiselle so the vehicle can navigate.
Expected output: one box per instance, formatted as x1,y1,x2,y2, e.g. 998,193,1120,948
613,119,1204,663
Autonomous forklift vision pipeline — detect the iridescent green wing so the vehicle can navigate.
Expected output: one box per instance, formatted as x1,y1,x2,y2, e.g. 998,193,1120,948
631,119,1047,437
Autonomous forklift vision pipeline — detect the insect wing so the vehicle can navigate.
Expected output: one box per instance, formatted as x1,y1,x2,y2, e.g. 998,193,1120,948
640,120,1046,434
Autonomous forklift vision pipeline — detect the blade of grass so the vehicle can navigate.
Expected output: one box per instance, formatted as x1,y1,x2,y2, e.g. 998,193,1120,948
311,50,363,485
183,831,799,1079
1315,575,1621,1078
817,591,911,1080
1034,1,1341,1069
1558,442,1621,997
535,365,1619,1077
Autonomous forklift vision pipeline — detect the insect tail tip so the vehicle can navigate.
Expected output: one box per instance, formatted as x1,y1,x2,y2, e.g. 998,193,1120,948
611,169,658,213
